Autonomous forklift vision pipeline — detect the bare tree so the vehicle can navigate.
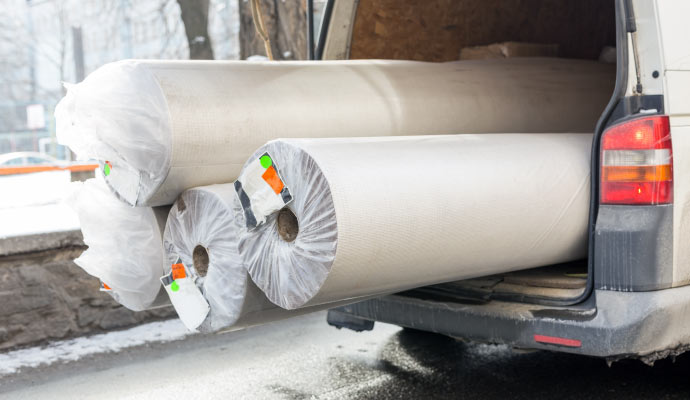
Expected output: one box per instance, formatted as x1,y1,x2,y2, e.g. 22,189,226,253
0,1,41,134
54,2,69,94
0,7,30,104
156,0,188,59
239,0,307,60
176,0,215,59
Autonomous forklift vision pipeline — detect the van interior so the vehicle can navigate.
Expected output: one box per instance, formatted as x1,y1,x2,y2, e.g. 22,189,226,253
338,0,617,305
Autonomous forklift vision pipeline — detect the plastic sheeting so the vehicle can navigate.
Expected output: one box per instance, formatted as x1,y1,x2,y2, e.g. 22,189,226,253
163,184,259,331
163,184,371,332
66,178,169,311
55,58,613,207
237,134,593,310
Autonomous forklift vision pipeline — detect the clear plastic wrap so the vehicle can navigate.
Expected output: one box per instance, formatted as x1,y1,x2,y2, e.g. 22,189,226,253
238,134,593,310
56,60,172,206
237,142,337,310
56,58,614,207
66,177,167,311
163,184,251,331
163,183,356,332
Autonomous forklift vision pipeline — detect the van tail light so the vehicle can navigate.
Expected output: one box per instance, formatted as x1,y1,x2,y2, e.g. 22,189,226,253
601,115,672,205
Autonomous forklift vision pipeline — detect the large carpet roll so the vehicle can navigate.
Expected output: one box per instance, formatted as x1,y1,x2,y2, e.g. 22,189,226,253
66,178,169,311
55,58,613,207
236,134,592,310
162,184,367,331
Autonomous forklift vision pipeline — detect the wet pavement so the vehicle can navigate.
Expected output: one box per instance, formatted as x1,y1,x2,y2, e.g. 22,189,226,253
1,311,690,399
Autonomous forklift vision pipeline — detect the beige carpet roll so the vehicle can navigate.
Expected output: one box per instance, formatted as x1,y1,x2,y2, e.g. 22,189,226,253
56,58,613,207
236,134,592,310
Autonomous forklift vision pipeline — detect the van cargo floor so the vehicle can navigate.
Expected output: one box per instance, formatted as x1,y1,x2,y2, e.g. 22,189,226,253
403,260,587,305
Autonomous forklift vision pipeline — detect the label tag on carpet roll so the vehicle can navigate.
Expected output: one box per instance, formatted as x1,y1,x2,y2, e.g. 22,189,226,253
99,281,112,292
160,259,209,331
101,159,141,206
235,152,292,228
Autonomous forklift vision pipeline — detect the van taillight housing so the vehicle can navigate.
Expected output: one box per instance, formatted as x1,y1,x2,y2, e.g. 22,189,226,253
600,115,672,205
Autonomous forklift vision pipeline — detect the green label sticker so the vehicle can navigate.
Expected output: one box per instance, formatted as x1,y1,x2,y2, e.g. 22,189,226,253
171,280,180,292
259,155,272,169
103,161,112,176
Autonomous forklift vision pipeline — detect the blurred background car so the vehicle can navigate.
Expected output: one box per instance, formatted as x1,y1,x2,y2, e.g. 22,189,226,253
0,151,66,167
0,151,96,177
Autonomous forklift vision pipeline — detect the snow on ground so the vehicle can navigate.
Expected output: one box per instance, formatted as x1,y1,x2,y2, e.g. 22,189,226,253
0,171,79,237
0,204,79,238
0,319,193,376
0,171,71,209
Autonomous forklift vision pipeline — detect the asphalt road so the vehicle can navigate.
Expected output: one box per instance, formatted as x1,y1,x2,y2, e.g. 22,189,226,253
1,311,690,399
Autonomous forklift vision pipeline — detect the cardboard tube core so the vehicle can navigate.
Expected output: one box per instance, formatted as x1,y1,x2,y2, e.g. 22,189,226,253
277,207,299,242
193,245,210,277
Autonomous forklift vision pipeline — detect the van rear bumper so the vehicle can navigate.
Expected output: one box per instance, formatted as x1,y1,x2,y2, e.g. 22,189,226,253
328,286,690,361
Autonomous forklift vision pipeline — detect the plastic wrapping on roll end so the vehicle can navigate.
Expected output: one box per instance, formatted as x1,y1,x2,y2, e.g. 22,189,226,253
65,177,166,311
55,60,173,207
163,185,252,331
237,141,338,310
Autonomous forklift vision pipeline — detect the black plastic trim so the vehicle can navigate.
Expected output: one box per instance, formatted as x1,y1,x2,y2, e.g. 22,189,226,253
595,205,674,291
328,285,690,359
327,310,375,331
557,0,630,307
307,0,315,60
608,94,665,123
314,0,334,60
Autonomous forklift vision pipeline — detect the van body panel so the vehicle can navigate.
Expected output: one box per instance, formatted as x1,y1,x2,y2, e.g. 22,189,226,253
655,0,690,71
669,118,690,285
631,0,664,94
653,0,690,286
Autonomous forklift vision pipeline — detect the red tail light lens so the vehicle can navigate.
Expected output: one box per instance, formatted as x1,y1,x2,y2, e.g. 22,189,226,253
600,115,672,205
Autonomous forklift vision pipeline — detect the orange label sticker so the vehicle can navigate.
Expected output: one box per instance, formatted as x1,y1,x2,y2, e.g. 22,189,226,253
261,165,285,195
172,263,187,280
101,282,112,290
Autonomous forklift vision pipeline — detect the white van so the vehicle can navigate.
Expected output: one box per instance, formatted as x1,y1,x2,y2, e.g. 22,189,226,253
322,0,690,362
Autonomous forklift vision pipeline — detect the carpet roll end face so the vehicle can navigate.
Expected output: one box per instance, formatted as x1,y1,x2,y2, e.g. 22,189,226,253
237,141,339,310
55,60,172,207
163,184,273,332
65,178,167,312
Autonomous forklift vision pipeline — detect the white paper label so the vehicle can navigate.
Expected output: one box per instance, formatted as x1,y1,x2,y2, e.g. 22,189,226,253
235,152,292,228
101,160,141,206
160,261,209,331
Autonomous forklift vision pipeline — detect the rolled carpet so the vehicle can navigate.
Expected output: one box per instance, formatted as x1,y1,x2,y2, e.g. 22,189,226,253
162,184,370,331
236,134,592,310
55,58,613,207
66,178,169,311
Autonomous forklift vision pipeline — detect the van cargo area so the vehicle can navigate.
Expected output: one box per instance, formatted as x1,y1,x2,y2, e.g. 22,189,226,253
339,0,617,305
325,0,690,361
